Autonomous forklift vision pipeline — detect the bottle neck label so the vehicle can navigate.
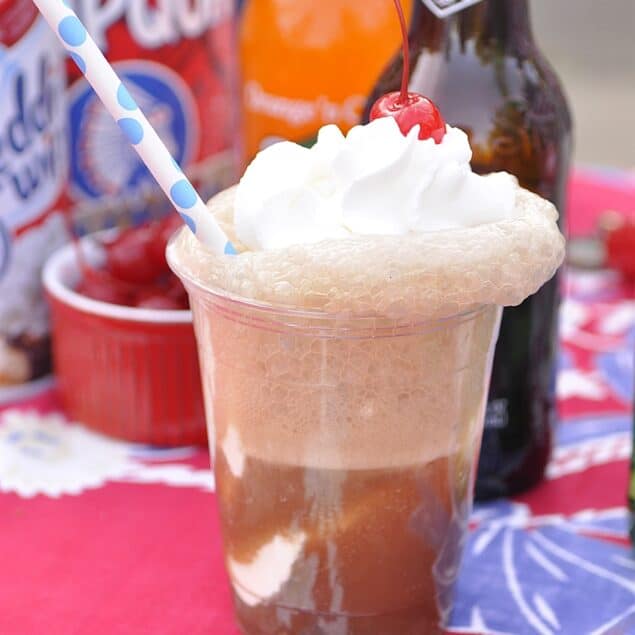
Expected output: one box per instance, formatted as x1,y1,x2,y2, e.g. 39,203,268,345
420,0,484,18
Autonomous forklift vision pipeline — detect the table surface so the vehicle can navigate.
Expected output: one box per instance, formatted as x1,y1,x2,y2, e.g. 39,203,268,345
1,168,635,635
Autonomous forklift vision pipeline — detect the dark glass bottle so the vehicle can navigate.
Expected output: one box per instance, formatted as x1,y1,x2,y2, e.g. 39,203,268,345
368,0,573,499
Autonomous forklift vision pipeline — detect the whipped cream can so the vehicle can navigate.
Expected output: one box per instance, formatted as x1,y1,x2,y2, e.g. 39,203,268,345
66,0,239,234
0,2,70,399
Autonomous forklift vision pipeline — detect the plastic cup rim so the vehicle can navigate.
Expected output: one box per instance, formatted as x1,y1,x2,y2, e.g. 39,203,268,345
166,229,490,333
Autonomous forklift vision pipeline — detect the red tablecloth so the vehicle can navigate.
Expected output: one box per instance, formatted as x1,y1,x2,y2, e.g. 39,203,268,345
1,168,634,635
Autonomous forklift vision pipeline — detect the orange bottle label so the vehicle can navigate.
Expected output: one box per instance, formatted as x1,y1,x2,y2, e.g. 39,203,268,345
239,0,413,163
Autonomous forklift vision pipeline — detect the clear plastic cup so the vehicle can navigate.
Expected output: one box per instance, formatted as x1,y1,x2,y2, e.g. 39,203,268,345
169,242,501,635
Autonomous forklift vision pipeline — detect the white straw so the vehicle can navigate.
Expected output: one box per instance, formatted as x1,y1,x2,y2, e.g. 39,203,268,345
33,0,236,255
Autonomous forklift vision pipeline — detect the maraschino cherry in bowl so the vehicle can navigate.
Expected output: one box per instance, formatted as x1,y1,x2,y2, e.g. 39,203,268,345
42,217,207,446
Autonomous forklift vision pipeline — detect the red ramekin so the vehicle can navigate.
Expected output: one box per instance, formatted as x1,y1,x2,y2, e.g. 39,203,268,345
42,238,206,446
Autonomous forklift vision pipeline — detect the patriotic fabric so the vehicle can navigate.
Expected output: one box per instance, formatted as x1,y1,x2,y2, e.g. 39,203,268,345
1,169,634,634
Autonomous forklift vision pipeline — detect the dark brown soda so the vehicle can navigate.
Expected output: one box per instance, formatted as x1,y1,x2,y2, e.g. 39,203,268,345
367,0,573,499
215,451,471,634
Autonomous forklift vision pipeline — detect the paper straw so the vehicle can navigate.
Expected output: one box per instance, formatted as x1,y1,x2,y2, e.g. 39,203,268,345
33,0,236,256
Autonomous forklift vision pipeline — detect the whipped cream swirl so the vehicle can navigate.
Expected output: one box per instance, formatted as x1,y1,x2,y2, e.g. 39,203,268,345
235,117,517,251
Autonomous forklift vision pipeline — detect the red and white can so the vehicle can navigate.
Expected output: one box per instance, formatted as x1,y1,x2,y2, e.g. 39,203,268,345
66,0,239,233
0,1,70,398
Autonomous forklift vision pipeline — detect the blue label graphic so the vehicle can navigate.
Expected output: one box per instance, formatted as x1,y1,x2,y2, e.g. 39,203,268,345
68,61,196,201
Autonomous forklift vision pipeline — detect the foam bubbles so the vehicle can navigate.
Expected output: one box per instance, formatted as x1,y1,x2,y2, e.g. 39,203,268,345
169,185,564,470
170,185,564,321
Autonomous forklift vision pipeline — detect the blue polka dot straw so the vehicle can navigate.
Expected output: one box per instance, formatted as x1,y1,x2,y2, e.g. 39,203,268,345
32,0,236,256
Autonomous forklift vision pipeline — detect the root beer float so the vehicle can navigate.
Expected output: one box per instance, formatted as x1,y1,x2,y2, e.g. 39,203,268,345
168,3,565,631
169,119,563,635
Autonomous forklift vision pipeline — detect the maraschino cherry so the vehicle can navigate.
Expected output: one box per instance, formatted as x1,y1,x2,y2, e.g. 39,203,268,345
369,0,446,144
73,214,189,310
605,219,635,280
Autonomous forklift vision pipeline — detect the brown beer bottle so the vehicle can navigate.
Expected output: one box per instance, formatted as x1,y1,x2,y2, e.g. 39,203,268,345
367,0,573,499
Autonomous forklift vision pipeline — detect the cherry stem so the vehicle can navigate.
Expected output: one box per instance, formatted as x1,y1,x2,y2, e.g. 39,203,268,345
392,0,410,104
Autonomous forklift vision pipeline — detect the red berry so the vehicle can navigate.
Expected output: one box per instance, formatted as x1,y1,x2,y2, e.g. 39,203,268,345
370,91,446,144
76,276,131,306
73,217,187,309
165,274,188,305
148,215,181,272
606,222,635,279
105,226,162,285
134,291,183,310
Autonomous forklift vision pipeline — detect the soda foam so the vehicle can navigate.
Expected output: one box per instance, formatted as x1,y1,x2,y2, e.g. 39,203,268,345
169,185,562,469
171,185,564,321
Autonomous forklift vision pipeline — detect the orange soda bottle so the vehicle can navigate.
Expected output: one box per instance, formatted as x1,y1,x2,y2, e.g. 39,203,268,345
239,0,413,163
